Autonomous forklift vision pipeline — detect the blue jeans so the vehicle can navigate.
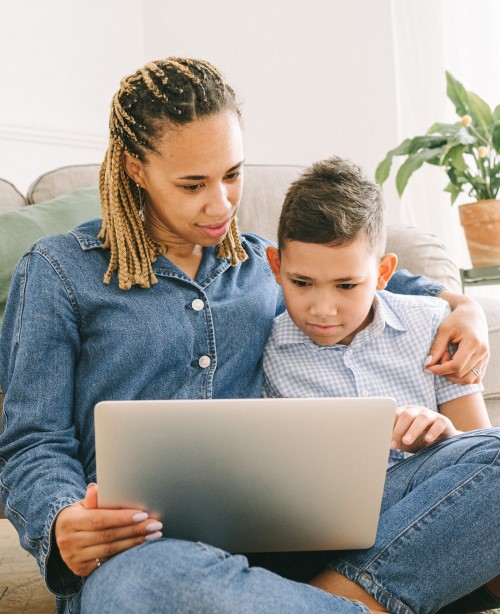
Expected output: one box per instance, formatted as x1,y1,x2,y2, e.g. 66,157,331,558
70,429,500,614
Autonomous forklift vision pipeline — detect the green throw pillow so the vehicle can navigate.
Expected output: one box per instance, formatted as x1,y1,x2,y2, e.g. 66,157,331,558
0,186,101,324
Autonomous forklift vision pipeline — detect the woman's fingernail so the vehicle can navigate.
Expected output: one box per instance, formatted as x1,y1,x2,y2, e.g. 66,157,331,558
145,531,163,541
133,512,149,523
146,521,163,532
424,355,433,367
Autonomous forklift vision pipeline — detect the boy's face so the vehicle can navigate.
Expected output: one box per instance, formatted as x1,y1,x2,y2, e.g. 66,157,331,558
267,237,396,346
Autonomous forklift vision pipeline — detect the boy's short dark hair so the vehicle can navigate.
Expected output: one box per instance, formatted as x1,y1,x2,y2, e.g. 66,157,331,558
278,156,386,255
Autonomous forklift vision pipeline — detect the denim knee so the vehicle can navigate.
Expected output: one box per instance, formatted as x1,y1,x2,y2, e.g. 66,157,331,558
81,538,369,613
81,539,237,613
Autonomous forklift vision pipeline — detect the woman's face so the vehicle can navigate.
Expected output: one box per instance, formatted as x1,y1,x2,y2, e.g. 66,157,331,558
129,111,244,251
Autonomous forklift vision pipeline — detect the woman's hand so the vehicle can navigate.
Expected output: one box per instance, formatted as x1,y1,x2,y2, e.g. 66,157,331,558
54,483,163,576
392,405,460,454
425,292,489,384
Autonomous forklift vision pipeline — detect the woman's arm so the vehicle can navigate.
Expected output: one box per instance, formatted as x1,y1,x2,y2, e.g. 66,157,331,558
388,270,490,384
426,291,489,384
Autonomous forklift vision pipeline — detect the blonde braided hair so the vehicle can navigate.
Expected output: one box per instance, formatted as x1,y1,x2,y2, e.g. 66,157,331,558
98,57,248,290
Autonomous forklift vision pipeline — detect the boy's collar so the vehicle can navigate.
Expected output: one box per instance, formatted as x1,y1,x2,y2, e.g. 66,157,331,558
274,291,407,350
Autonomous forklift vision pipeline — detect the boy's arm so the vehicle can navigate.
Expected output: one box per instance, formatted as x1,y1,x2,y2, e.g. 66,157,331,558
387,270,489,384
439,392,492,432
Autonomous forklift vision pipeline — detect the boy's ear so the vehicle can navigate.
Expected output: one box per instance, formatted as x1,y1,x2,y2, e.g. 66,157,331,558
123,151,145,186
266,246,281,283
377,253,398,290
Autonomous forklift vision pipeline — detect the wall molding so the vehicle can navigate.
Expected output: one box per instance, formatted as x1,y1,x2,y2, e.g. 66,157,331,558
0,123,107,150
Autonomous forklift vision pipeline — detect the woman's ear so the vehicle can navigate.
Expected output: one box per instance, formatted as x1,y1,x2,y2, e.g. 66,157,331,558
123,151,145,186
266,246,281,283
377,253,398,290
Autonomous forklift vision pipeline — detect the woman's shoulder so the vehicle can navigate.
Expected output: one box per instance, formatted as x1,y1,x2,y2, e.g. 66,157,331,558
240,232,276,256
33,218,103,253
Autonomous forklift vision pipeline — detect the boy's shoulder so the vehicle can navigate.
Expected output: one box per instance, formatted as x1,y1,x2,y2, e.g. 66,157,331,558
378,289,450,323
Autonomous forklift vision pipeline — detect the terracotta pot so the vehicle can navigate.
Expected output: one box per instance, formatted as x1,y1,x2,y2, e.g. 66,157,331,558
458,199,500,267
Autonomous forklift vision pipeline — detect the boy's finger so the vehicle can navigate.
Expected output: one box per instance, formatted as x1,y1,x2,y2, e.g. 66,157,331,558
400,413,433,445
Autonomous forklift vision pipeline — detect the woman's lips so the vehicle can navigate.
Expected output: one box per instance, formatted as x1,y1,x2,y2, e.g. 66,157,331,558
198,220,231,239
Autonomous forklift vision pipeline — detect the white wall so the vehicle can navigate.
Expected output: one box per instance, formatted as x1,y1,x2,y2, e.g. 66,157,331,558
0,0,145,192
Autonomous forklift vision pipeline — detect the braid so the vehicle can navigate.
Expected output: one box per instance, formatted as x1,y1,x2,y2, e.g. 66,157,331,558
99,57,247,290
217,219,248,265
98,139,165,289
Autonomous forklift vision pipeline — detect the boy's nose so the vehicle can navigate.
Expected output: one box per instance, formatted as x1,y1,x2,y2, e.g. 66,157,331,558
310,295,337,318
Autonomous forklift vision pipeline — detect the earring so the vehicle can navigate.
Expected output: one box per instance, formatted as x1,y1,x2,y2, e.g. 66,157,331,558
136,183,145,222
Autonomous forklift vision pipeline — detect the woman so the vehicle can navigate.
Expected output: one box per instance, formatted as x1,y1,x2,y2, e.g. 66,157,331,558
0,57,498,614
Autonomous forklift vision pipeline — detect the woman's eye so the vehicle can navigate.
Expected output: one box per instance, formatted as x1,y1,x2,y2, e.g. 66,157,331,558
225,170,242,181
292,279,310,287
183,184,204,192
338,283,357,290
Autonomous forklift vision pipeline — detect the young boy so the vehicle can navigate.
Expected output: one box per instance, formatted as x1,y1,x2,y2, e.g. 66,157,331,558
264,156,491,464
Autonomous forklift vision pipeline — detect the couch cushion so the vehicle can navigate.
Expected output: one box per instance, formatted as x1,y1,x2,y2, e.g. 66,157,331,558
0,187,101,323
237,165,304,241
386,224,462,293
476,296,500,426
27,163,100,204
0,178,26,214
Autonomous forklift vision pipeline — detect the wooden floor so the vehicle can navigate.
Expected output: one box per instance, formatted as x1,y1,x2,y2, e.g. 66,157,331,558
0,519,55,613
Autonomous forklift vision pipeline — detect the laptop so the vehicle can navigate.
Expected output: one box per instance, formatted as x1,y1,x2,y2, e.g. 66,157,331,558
94,397,396,553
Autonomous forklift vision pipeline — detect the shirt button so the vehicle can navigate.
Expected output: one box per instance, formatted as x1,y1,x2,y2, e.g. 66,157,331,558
345,349,353,356
191,299,205,311
198,355,211,369
361,390,370,397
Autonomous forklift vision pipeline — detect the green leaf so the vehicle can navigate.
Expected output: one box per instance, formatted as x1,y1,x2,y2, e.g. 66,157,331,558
427,122,461,137
395,148,445,196
492,123,500,151
408,135,448,153
493,104,500,122
467,91,493,135
450,126,477,146
446,71,469,117
444,145,467,172
375,138,412,185
444,181,461,204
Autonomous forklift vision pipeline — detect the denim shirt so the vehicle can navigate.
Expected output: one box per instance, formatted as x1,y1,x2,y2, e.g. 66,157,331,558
0,219,443,599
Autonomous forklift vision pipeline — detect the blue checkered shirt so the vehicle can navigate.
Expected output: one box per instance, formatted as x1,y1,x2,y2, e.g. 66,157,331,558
263,290,483,465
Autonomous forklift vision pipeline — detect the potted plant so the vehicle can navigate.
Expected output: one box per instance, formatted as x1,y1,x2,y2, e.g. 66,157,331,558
376,71,500,268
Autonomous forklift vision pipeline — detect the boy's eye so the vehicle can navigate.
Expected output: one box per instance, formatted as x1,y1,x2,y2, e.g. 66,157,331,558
337,283,357,290
291,279,311,287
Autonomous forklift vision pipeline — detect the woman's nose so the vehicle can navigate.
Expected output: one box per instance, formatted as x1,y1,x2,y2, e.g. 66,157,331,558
206,184,233,215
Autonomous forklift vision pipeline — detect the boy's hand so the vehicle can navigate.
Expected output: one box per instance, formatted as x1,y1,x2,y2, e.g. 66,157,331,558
391,405,460,454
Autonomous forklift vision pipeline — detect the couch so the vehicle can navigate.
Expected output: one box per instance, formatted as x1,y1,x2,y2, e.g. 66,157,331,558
1,163,499,613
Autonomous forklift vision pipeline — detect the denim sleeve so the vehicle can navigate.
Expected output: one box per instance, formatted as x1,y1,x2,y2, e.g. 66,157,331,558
387,269,445,297
0,250,86,597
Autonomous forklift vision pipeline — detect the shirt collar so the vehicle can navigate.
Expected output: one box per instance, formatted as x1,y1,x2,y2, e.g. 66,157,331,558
273,291,407,350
